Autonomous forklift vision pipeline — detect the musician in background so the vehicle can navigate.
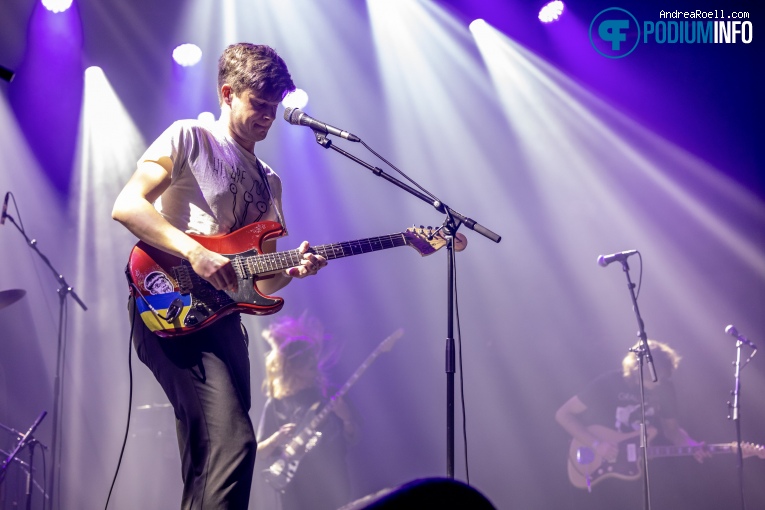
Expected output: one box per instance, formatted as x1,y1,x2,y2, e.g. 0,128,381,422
555,339,709,506
257,314,357,510
112,43,327,509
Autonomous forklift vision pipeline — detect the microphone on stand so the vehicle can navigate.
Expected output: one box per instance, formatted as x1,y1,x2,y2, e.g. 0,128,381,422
283,107,360,142
1,191,10,225
597,249,638,267
725,325,757,350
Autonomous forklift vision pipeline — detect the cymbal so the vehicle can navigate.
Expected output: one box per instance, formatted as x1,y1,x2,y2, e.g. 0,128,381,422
0,289,26,310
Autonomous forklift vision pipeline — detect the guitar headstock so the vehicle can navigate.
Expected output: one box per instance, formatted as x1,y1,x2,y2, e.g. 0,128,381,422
403,226,468,256
724,441,765,460
742,442,765,460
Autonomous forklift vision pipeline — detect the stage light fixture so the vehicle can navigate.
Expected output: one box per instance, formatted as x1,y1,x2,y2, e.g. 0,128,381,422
172,43,202,67
197,111,215,125
469,18,488,33
84,66,103,79
538,1,564,23
282,88,309,109
42,0,73,13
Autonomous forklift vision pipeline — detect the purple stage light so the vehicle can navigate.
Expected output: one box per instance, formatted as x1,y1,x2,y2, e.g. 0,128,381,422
538,1,564,23
172,43,202,67
42,0,73,13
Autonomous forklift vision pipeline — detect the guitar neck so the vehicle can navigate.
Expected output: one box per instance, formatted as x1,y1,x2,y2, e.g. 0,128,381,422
647,443,733,458
306,345,389,430
242,234,408,276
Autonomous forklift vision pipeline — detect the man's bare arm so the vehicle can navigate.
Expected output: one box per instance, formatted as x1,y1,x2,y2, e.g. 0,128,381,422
112,158,238,291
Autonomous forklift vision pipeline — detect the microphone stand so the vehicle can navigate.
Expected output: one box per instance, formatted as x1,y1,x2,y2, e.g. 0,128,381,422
727,335,755,510
2,207,88,510
619,258,655,510
310,129,501,478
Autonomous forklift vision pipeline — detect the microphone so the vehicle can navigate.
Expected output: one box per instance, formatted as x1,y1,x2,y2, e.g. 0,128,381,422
725,325,757,349
597,249,638,267
283,107,360,142
1,192,9,226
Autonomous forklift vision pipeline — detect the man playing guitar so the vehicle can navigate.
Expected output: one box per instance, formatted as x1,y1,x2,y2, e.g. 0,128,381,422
554,340,710,506
112,43,327,509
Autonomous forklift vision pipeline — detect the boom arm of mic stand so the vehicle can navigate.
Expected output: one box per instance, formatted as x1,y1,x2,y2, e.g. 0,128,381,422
2,214,87,311
311,130,502,243
621,259,656,382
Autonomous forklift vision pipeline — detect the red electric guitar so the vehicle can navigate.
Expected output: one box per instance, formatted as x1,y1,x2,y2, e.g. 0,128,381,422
126,220,466,338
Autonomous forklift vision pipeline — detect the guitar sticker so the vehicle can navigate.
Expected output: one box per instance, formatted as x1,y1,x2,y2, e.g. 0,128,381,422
144,271,174,295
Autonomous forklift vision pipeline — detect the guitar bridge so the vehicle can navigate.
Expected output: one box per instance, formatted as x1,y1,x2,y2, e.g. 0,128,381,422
173,264,194,294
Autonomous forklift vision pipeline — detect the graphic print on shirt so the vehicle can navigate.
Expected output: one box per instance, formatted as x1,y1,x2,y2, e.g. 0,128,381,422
614,392,656,432
212,153,270,233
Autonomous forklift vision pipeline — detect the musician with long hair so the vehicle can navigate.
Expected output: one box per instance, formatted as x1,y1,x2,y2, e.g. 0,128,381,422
257,313,357,510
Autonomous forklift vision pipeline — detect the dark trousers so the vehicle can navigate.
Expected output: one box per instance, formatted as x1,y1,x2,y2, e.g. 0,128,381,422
130,300,256,509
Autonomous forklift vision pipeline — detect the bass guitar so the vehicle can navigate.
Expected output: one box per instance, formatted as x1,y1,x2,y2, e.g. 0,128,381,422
126,220,465,338
568,424,765,490
263,328,404,492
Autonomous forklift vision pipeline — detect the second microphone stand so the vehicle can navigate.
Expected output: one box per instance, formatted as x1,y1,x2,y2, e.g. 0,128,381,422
618,257,656,510
727,331,756,510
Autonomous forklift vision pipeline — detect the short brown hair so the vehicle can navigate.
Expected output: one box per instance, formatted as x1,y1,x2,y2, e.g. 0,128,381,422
217,43,295,105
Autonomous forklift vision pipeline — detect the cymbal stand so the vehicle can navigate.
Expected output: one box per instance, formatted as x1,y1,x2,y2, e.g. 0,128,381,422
0,411,47,509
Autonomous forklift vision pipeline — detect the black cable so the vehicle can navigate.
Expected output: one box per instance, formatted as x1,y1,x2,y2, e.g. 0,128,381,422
104,301,136,509
359,140,441,204
40,442,47,510
453,243,470,484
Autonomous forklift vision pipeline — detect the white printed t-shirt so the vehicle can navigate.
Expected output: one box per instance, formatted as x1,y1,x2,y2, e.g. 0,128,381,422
139,118,287,237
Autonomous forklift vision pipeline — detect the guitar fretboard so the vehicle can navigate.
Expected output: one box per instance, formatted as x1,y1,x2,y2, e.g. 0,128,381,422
233,234,408,277
292,330,402,443
648,444,732,458
307,349,385,430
